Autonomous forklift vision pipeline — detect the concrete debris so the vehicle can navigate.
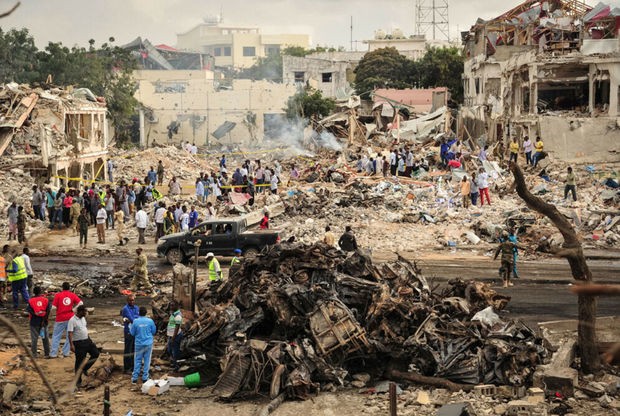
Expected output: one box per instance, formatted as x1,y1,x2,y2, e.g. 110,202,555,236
151,242,546,402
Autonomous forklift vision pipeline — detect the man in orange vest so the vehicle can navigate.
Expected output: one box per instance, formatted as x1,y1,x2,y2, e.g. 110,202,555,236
26,286,51,358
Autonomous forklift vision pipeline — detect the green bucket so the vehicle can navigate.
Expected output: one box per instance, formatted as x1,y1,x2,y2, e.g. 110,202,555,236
184,372,201,387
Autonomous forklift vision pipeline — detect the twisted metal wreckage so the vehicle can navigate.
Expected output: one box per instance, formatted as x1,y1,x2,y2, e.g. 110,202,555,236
152,243,548,401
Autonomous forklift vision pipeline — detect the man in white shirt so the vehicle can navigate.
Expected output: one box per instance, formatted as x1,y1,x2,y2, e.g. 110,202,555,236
180,206,190,231
270,174,279,195
154,202,166,243
190,144,197,155
389,150,397,176
135,208,148,244
68,305,100,387
96,204,107,244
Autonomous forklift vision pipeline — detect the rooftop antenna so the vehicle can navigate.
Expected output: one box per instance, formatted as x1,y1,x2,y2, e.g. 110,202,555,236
219,4,223,23
415,0,450,41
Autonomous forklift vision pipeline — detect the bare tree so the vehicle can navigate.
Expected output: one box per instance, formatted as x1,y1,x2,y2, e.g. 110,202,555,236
0,2,20,18
509,161,600,373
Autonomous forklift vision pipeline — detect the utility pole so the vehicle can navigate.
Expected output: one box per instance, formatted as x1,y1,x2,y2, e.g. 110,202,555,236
415,0,450,41
350,16,353,52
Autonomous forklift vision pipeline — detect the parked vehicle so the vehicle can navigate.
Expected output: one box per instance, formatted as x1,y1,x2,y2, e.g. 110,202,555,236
157,218,280,264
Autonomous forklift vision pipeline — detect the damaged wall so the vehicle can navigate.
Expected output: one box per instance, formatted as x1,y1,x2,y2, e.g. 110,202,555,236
537,116,620,162
134,70,296,146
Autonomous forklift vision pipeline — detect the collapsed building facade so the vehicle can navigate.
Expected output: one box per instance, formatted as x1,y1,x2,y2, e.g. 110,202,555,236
0,84,110,187
460,0,620,162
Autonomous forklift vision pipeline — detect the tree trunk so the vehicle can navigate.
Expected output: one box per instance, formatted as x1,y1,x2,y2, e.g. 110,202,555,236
509,162,600,373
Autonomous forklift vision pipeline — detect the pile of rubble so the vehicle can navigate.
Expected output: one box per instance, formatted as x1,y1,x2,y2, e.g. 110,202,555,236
152,243,547,401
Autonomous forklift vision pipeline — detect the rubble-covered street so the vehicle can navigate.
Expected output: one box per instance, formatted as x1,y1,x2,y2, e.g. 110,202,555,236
1,0,620,415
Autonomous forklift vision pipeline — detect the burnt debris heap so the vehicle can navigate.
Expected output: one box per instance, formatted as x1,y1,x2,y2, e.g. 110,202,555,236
153,243,547,400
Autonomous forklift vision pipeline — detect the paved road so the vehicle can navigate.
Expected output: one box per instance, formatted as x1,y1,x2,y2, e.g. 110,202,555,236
33,255,618,330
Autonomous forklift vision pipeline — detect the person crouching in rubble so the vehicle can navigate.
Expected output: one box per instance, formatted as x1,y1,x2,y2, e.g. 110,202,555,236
338,225,358,253
206,252,222,282
166,300,183,372
259,212,269,229
493,231,518,288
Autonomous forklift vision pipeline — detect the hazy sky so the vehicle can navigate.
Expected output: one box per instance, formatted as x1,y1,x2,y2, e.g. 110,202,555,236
1,0,619,49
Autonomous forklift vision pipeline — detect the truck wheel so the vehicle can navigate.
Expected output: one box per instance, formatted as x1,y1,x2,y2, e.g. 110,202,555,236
244,247,259,257
166,248,185,264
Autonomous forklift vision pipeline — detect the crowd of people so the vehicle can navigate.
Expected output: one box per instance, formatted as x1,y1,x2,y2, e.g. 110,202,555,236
1,135,583,391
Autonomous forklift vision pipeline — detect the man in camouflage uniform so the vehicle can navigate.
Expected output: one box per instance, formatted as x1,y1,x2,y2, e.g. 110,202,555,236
129,248,152,292
494,231,517,288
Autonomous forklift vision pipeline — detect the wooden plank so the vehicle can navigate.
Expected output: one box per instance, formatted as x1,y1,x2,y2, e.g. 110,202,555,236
0,93,39,157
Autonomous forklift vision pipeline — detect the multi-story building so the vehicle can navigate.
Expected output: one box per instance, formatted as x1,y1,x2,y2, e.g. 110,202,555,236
133,69,296,146
460,0,620,162
176,18,310,69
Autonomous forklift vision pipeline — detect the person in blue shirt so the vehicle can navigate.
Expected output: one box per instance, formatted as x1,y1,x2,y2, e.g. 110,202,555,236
188,206,199,229
130,306,157,384
147,167,157,186
120,295,140,373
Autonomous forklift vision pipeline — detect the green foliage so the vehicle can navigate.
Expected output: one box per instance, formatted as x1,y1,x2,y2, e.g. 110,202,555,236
238,53,283,81
354,47,415,98
285,86,335,120
0,28,139,143
0,28,40,83
354,46,465,102
414,46,464,102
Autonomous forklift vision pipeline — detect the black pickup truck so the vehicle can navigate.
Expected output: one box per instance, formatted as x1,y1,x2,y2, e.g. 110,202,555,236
157,218,280,264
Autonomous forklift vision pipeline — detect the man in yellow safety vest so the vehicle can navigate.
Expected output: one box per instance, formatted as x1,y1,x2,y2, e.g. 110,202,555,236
206,252,222,281
7,248,30,310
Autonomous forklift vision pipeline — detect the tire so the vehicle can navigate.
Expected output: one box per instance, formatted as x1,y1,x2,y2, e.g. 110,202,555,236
166,247,185,264
243,247,259,257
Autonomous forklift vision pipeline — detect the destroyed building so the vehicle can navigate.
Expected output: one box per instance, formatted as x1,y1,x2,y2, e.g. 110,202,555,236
460,0,620,162
123,37,214,71
0,84,110,187
133,69,297,146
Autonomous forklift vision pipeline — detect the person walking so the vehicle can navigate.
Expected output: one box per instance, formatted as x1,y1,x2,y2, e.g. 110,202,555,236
130,306,157,384
121,294,139,374
338,225,358,252
114,207,127,246
477,168,491,206
69,198,81,236
129,248,152,292
96,204,107,244
78,208,90,248
494,231,517,288
206,252,222,282
50,282,82,358
26,286,51,358
68,305,100,387
21,247,33,293
564,166,577,202
7,248,29,309
135,207,148,245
